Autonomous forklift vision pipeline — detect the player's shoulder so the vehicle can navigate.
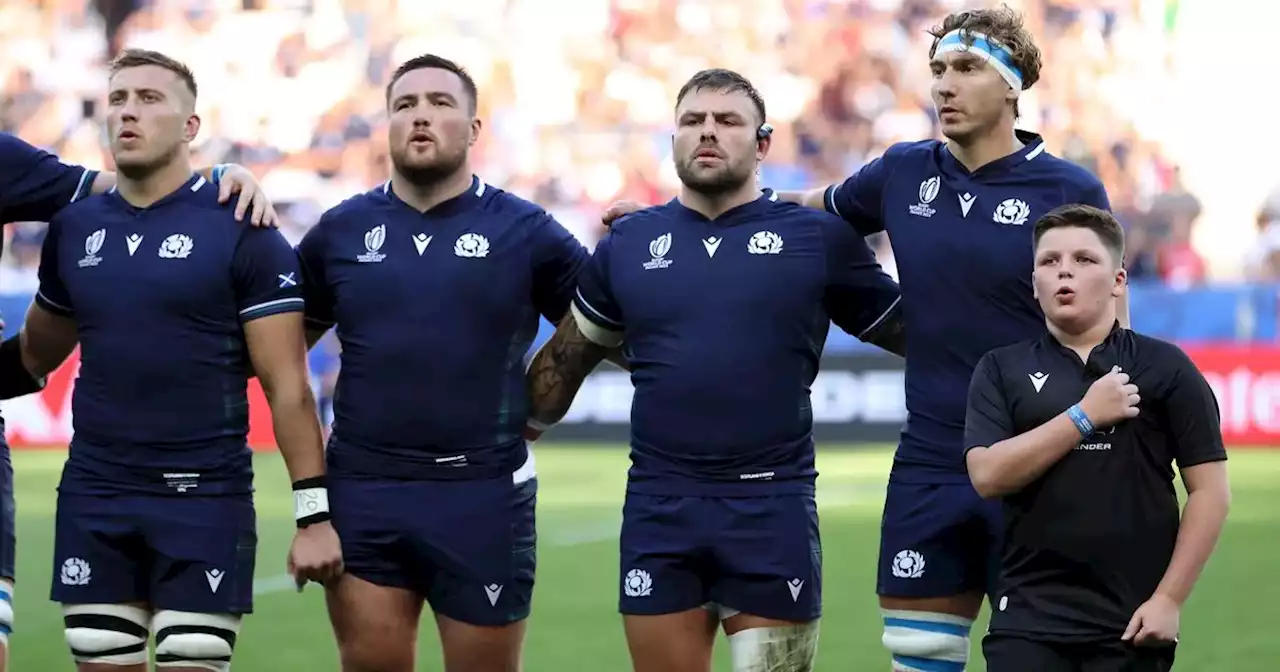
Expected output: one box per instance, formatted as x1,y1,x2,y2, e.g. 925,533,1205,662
979,336,1043,374
473,180,547,221
1031,151,1101,184
471,180,574,241
1124,329,1196,370
885,139,942,160
179,179,268,244
871,140,941,171
51,190,105,222
48,184,131,236
317,186,389,228
607,200,681,236
843,140,940,188
1027,147,1105,192
153,174,238,222
761,192,847,232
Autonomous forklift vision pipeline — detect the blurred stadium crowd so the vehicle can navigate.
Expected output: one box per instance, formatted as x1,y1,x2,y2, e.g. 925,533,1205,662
3,0,1279,296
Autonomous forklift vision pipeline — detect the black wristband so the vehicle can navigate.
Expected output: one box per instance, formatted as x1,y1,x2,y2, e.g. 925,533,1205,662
0,336,44,400
293,476,331,528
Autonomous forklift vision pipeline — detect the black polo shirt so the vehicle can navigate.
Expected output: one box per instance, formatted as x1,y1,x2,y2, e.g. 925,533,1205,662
964,324,1226,641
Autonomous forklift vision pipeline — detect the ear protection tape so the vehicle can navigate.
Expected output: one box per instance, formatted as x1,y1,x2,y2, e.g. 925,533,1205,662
757,123,774,140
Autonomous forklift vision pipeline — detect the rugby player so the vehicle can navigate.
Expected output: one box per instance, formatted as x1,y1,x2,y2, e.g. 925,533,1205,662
297,54,594,672
0,49,339,671
0,108,273,672
525,68,904,672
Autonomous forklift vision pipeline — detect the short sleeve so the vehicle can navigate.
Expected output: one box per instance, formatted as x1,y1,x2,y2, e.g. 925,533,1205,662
232,226,305,322
823,153,892,236
0,133,97,223
820,215,901,338
34,217,73,316
529,212,589,322
964,351,1015,454
570,229,624,347
296,215,336,328
1164,349,1227,469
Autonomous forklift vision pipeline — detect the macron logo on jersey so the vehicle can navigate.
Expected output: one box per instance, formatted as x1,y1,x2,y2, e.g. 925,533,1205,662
413,233,432,255
958,192,976,217
1029,371,1049,393
126,233,143,256
703,236,722,258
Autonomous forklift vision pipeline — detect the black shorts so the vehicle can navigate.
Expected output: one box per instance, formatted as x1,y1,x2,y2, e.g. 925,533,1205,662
984,633,1176,672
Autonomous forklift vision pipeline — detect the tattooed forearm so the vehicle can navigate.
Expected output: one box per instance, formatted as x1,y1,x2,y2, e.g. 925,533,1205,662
863,306,905,357
526,317,612,425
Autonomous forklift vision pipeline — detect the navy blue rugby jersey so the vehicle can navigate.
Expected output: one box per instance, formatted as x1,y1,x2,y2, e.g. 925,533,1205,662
572,190,901,496
0,133,97,225
36,174,304,495
297,176,588,480
0,133,97,328
824,131,1110,482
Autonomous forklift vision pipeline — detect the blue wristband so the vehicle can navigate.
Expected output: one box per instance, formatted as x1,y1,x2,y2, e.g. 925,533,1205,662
1066,404,1095,437
211,164,228,185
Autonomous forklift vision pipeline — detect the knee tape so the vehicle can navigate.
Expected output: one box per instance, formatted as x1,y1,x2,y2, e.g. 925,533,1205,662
881,609,972,671
153,610,241,672
63,604,151,666
0,579,12,645
727,621,820,672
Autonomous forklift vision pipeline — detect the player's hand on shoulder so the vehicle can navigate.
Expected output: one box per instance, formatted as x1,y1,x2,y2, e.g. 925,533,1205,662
215,164,279,228
288,520,344,591
602,200,646,227
1079,365,1141,427
1121,593,1179,647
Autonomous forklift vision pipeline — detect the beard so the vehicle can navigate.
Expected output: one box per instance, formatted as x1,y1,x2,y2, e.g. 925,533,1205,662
391,144,468,187
674,155,753,197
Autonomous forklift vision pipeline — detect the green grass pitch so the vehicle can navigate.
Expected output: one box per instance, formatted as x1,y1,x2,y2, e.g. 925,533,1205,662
7,445,1278,670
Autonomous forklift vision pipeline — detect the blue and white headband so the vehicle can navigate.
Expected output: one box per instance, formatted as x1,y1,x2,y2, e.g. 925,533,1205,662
934,29,1024,94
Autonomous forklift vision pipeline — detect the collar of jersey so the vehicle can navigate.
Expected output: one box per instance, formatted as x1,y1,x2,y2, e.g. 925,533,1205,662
664,188,778,224
105,172,205,214
1041,319,1126,366
939,130,1045,179
379,174,484,218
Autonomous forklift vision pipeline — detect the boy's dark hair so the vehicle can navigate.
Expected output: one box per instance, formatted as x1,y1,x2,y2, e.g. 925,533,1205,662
674,69,766,127
386,54,478,115
109,48,198,100
1033,204,1126,265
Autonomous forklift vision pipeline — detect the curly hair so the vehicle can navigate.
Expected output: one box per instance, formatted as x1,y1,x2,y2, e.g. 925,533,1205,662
927,5,1043,116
